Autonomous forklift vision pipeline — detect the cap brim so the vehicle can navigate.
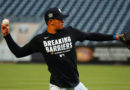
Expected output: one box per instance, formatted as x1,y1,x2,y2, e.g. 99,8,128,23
62,14,69,18
55,14,69,20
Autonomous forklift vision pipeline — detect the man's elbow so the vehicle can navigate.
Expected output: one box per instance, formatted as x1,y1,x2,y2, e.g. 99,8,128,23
15,55,22,58
15,54,24,58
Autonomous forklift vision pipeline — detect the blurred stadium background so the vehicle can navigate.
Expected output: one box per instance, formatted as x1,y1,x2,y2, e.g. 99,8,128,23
0,0,130,90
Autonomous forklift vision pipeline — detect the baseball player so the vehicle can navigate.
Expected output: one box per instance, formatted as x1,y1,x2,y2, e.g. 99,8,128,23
1,7,130,90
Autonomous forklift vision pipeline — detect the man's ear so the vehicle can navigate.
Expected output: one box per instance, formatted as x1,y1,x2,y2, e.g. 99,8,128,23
48,19,54,25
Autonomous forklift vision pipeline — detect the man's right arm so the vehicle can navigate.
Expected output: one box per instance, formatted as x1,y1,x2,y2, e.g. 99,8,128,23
1,24,39,58
4,34,36,58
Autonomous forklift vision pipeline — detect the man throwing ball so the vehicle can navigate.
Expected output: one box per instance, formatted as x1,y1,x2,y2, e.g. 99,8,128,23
1,7,130,90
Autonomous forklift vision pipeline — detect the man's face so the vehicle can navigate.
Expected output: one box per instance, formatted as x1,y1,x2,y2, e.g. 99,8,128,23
49,19,64,30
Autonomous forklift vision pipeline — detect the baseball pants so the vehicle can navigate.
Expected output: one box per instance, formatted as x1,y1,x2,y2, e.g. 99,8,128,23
50,82,88,90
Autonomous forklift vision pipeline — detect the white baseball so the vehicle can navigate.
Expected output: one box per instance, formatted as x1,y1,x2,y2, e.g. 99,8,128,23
2,18,9,25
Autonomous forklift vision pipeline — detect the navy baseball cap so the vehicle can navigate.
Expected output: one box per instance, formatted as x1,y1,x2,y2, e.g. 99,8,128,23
44,7,69,24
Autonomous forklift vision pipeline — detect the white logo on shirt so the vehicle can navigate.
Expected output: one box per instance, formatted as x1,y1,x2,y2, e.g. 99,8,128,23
58,9,62,13
48,13,53,18
59,54,65,58
44,36,49,39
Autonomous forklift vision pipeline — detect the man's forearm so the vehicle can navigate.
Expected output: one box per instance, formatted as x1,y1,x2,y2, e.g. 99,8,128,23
4,34,32,58
85,33,118,41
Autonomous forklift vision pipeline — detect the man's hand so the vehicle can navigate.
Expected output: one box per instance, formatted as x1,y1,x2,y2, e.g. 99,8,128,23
119,31,130,49
1,19,10,36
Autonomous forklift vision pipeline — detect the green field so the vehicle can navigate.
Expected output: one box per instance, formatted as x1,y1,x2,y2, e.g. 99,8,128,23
0,64,130,90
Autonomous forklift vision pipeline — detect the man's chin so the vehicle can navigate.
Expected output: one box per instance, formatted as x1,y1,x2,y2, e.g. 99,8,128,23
59,27,64,30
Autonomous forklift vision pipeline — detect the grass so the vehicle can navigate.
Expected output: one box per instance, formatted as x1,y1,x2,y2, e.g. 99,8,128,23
0,64,130,90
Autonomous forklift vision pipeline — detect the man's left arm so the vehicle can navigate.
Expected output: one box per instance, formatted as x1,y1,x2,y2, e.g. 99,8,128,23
83,33,119,41
73,28,118,41
85,32,130,49
73,27,130,49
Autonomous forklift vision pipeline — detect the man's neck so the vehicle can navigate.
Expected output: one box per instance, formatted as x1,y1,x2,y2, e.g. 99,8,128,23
47,25,57,34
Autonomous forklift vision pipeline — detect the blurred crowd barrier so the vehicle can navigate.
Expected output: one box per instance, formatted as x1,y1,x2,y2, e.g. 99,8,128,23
0,45,31,62
94,47,130,61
